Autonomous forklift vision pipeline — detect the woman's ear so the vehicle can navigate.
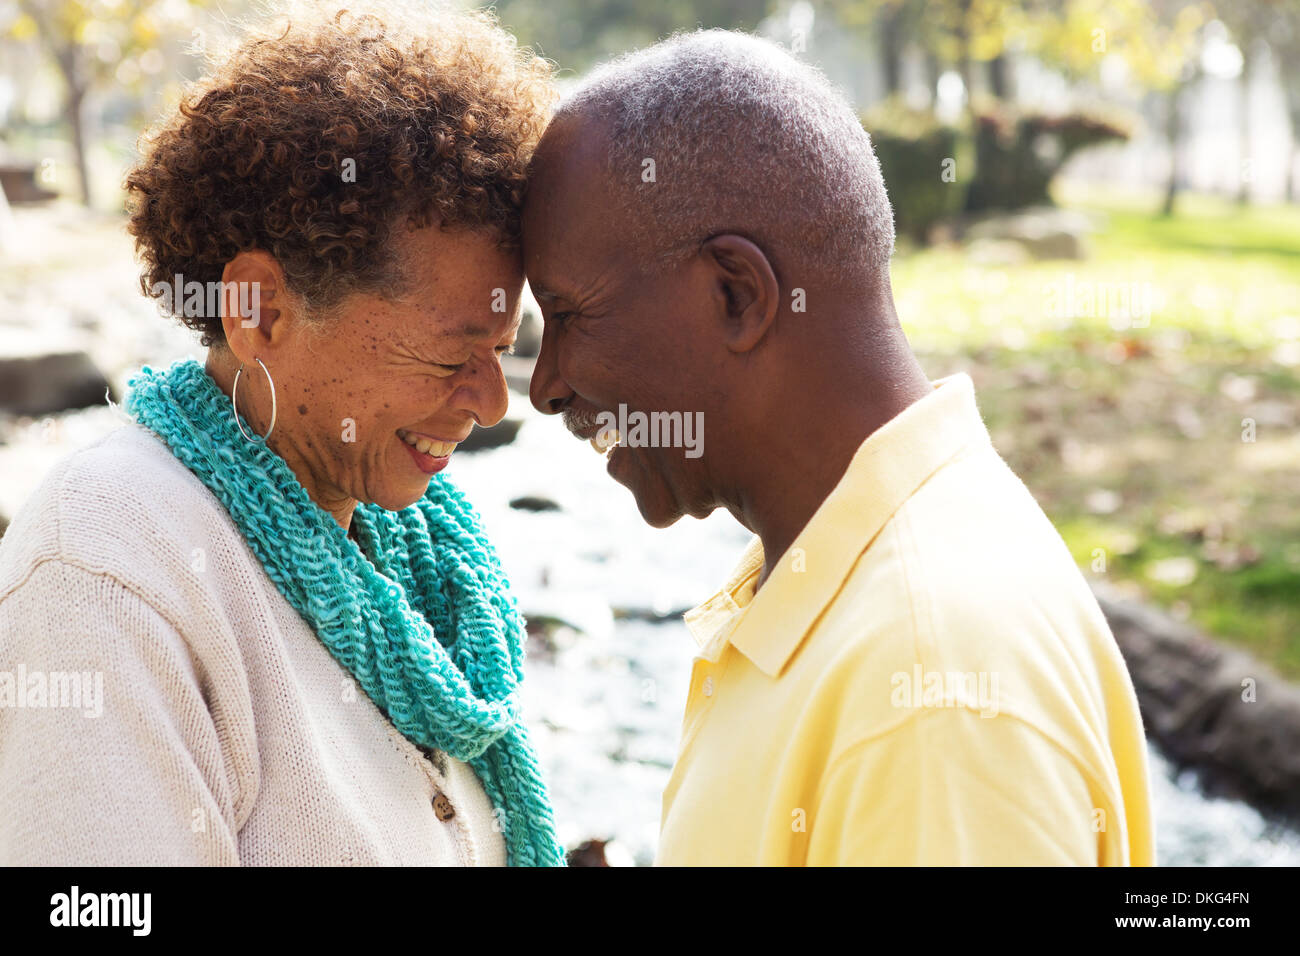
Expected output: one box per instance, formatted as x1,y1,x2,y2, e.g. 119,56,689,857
700,234,780,354
220,251,287,363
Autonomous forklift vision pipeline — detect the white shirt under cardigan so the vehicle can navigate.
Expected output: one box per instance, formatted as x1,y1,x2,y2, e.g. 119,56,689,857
0,422,508,866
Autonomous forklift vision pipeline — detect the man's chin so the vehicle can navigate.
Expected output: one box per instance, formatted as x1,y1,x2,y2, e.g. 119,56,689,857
607,447,685,528
634,496,686,529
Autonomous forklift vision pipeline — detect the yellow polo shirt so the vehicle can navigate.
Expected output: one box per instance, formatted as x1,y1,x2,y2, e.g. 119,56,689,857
657,373,1155,866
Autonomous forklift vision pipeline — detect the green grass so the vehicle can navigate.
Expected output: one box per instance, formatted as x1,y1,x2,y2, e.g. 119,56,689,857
892,184,1300,679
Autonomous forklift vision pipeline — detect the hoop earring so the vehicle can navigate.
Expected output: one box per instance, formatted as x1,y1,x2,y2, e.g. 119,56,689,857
232,357,277,443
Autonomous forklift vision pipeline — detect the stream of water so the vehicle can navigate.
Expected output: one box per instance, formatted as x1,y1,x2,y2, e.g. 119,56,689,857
1,388,1295,865
452,395,1300,866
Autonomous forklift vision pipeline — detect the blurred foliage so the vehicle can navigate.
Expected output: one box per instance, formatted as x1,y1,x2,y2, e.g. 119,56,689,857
486,0,778,74
865,98,972,241
3,0,211,204
836,0,1218,91
892,185,1300,673
867,96,1131,235
1034,0,1212,90
3,0,1297,212
839,0,1039,78
964,100,1131,210
0,0,1293,672
4,0,207,103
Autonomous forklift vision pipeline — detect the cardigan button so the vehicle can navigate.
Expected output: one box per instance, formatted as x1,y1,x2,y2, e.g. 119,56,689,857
432,790,456,822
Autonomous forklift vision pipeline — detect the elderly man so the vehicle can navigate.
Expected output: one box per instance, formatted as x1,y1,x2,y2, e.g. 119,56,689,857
524,30,1155,866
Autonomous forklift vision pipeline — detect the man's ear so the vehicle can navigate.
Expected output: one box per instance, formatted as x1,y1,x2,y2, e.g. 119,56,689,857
219,251,289,363
700,234,780,354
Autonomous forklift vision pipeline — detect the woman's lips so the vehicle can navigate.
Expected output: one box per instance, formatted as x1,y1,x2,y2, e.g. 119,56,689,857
397,428,459,475
397,428,459,456
402,440,449,475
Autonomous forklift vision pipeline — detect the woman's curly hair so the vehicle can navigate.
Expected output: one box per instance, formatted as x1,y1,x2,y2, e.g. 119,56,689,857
125,0,557,348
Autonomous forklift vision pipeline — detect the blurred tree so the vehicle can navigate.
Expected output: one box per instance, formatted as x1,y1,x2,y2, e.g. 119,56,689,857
486,0,778,74
1217,0,1300,205
5,0,205,206
1214,0,1287,205
838,0,1052,104
865,98,972,239
836,0,920,97
1033,0,1212,215
964,104,1129,210
1279,23,1300,203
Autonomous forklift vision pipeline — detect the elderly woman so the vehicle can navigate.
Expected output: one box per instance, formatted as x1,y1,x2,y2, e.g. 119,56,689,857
0,2,564,866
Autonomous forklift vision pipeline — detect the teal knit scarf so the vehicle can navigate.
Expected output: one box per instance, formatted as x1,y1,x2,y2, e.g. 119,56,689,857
124,358,565,867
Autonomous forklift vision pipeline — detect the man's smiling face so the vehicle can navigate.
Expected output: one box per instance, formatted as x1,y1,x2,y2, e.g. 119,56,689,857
522,114,723,527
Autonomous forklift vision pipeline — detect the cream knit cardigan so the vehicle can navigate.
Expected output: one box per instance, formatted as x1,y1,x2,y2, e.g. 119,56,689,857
0,422,508,866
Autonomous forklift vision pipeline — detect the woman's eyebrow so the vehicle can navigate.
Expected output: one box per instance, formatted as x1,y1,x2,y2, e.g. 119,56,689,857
458,314,522,340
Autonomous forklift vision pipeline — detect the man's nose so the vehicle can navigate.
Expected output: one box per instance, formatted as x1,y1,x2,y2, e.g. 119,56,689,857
529,319,573,416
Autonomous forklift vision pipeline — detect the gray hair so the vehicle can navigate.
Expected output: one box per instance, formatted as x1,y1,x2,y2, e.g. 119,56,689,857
557,29,895,283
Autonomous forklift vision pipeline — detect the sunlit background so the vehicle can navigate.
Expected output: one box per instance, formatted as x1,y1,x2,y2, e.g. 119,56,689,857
2,0,1298,865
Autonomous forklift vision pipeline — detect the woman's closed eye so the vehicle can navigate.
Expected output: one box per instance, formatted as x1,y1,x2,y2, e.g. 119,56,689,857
418,354,465,374
436,343,514,373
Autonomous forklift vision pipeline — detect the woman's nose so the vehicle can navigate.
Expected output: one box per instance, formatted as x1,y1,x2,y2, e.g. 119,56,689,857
455,355,511,428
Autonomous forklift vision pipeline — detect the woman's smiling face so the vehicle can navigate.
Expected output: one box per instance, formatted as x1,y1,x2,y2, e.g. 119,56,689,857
214,222,522,522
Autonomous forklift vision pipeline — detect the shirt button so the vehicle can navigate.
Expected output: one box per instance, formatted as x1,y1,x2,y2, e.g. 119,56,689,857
432,790,456,821
703,676,714,698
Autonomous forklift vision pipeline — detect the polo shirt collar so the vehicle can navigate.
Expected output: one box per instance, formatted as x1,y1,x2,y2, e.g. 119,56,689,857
684,373,992,677
682,536,764,662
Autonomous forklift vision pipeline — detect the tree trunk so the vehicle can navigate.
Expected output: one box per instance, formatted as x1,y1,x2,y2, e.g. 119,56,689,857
1290,144,1299,204
67,84,92,207
0,169,14,255
1280,77,1300,203
879,7,903,97
1162,82,1183,217
1286,89,1300,203
55,45,92,208
923,51,940,106
956,0,974,110
1237,45,1252,205
989,54,1011,100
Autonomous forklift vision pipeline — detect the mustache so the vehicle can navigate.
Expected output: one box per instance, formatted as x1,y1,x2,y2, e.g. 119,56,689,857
562,405,604,438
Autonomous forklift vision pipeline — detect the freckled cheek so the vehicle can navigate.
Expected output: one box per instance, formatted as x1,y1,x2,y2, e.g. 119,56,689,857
384,379,459,422
293,385,375,445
